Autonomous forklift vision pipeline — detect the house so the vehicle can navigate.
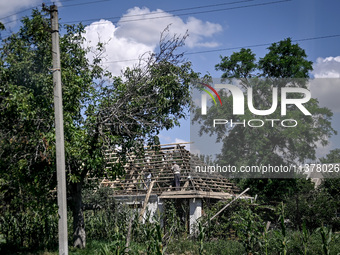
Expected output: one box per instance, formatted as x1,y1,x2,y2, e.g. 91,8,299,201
101,143,249,234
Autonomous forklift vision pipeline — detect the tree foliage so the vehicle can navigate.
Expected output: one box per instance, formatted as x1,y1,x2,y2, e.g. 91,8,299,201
193,38,336,201
258,38,313,79
320,148,340,164
319,149,340,203
215,48,257,79
285,188,338,230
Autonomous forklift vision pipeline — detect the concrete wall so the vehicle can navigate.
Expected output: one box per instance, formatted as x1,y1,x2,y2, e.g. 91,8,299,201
116,194,202,234
144,198,163,223
189,198,202,234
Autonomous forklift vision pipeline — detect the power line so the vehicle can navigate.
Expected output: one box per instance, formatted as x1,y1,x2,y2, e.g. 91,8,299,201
0,0,112,25
102,34,340,64
0,0,80,21
187,34,340,55
0,0,290,41
0,6,39,21
62,0,291,26
119,0,291,24
1,0,257,23
63,0,256,24
59,0,111,8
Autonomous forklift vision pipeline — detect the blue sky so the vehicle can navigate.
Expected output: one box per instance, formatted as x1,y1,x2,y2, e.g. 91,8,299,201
1,0,340,160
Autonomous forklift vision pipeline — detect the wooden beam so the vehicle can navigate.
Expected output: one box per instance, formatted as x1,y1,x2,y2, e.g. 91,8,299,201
103,143,242,197
181,180,189,191
139,180,155,222
159,190,235,199
209,188,250,222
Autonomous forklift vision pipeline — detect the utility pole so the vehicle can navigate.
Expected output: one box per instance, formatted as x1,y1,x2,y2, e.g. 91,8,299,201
50,5,68,255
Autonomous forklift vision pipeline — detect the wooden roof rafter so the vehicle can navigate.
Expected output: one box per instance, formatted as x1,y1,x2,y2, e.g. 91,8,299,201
101,143,242,199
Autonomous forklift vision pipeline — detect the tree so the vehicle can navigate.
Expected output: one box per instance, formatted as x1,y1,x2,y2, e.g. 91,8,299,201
285,188,337,230
193,38,336,201
0,9,197,249
319,149,340,204
0,11,62,250
320,148,340,163
258,38,313,78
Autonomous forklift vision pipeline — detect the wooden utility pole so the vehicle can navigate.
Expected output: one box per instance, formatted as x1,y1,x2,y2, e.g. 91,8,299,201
50,5,68,255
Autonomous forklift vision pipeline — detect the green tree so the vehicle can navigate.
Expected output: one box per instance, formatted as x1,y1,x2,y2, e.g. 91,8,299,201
320,148,340,164
320,149,340,198
0,9,197,249
194,38,336,201
286,189,337,230
319,148,340,230
215,48,257,79
258,38,313,78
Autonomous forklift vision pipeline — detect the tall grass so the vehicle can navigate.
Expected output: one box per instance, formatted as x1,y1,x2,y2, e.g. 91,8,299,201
0,209,59,253
1,189,340,255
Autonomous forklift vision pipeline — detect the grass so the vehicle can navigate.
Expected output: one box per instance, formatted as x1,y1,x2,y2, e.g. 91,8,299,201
4,233,340,255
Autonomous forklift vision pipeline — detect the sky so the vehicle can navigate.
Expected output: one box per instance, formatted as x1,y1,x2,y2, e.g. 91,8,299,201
1,0,340,160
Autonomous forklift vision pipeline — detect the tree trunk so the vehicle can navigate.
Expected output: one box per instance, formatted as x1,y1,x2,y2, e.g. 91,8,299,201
71,182,86,248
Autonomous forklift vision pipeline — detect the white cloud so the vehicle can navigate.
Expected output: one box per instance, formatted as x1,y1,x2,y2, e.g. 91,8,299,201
83,7,222,76
174,138,203,155
309,57,340,159
84,19,154,76
309,56,340,113
309,78,340,113
174,138,190,151
158,135,192,151
312,56,340,78
115,7,222,48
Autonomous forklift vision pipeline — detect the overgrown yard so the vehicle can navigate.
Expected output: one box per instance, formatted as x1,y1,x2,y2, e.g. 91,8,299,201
3,230,340,255
1,187,340,255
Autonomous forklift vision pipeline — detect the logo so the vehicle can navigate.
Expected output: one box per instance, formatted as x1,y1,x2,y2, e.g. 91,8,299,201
201,83,311,116
201,83,222,115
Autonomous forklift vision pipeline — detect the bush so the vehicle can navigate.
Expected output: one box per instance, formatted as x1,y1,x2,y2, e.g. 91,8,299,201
285,189,337,230
0,208,59,254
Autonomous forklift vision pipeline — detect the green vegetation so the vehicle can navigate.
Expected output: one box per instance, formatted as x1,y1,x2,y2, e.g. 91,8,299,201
1,192,339,254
